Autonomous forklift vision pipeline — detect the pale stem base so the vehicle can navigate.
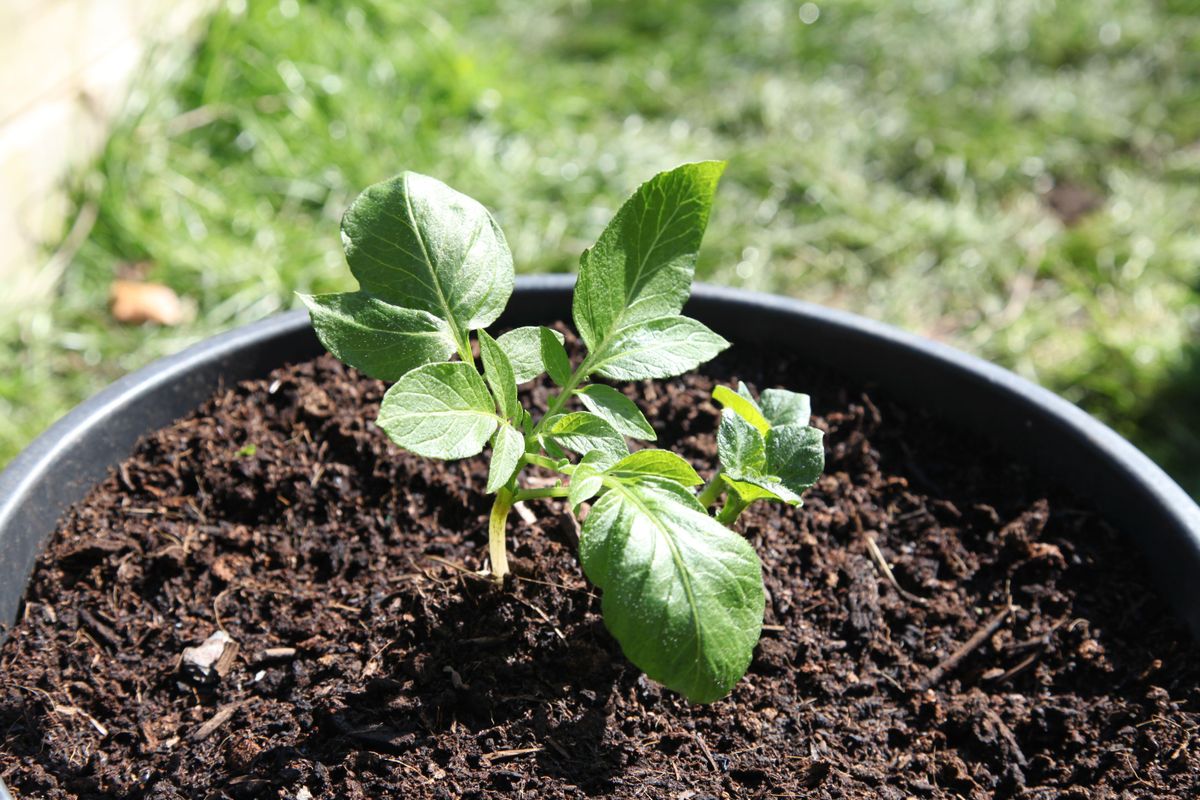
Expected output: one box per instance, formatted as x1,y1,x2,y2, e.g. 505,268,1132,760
489,487,514,583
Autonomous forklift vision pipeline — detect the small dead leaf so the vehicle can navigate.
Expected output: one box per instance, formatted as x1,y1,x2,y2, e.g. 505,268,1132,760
110,280,187,325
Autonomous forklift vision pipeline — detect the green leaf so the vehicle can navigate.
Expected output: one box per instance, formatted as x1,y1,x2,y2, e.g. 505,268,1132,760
544,412,629,469
712,384,822,507
716,410,767,475
478,329,519,420
542,434,567,460
716,409,810,506
377,362,499,459
766,424,825,495
487,423,525,494
540,327,573,386
577,384,656,440
722,474,802,506
579,475,765,703
495,326,566,383
340,171,513,353
573,161,725,351
606,450,702,486
712,385,770,434
568,462,604,509
759,389,811,428
591,316,729,381
299,292,456,382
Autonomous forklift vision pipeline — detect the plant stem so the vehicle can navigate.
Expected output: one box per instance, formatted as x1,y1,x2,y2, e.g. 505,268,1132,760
488,487,515,583
533,354,594,436
514,485,570,502
696,467,725,508
451,328,474,367
715,494,748,526
521,453,561,471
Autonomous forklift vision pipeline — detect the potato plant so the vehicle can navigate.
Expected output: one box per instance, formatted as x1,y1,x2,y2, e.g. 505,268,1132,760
301,162,824,702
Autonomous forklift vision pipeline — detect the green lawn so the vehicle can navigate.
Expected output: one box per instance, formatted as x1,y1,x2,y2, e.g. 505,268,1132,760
4,0,1199,494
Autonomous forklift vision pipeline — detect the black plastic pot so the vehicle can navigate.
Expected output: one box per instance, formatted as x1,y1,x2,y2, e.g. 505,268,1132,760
1,277,1198,797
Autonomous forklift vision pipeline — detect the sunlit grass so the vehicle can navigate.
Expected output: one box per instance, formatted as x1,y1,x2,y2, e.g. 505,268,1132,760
3,0,1199,492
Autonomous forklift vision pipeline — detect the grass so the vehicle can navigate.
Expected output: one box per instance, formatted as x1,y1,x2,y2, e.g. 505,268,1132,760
3,0,1200,494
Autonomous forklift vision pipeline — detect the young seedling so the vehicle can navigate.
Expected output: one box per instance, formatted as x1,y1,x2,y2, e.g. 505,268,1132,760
300,162,824,702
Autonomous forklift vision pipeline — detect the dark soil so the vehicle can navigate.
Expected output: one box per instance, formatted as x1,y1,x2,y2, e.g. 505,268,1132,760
2,331,1198,799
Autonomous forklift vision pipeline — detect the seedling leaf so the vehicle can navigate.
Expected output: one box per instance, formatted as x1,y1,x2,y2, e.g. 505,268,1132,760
722,473,803,506
300,292,456,381
605,450,703,486
479,329,520,420
540,327,573,386
487,423,525,493
544,412,629,469
579,475,764,703
340,171,513,353
713,385,825,511
766,424,825,495
590,316,729,381
568,463,605,509
378,362,499,459
577,384,656,440
573,161,725,351
716,409,767,475
713,385,770,435
496,326,566,383
759,388,811,428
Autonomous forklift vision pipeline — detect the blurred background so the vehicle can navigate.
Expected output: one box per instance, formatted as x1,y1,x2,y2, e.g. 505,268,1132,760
1,0,1198,494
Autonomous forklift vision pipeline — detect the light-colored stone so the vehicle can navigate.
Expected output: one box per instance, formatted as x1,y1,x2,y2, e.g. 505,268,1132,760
180,629,238,685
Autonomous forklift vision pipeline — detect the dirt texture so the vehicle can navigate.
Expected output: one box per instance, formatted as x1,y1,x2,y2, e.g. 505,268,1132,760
1,332,1198,799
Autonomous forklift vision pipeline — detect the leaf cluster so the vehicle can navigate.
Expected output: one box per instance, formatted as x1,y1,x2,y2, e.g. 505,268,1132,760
302,162,824,702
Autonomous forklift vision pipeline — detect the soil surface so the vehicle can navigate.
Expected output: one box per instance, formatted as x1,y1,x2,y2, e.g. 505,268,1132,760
2,330,1198,799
